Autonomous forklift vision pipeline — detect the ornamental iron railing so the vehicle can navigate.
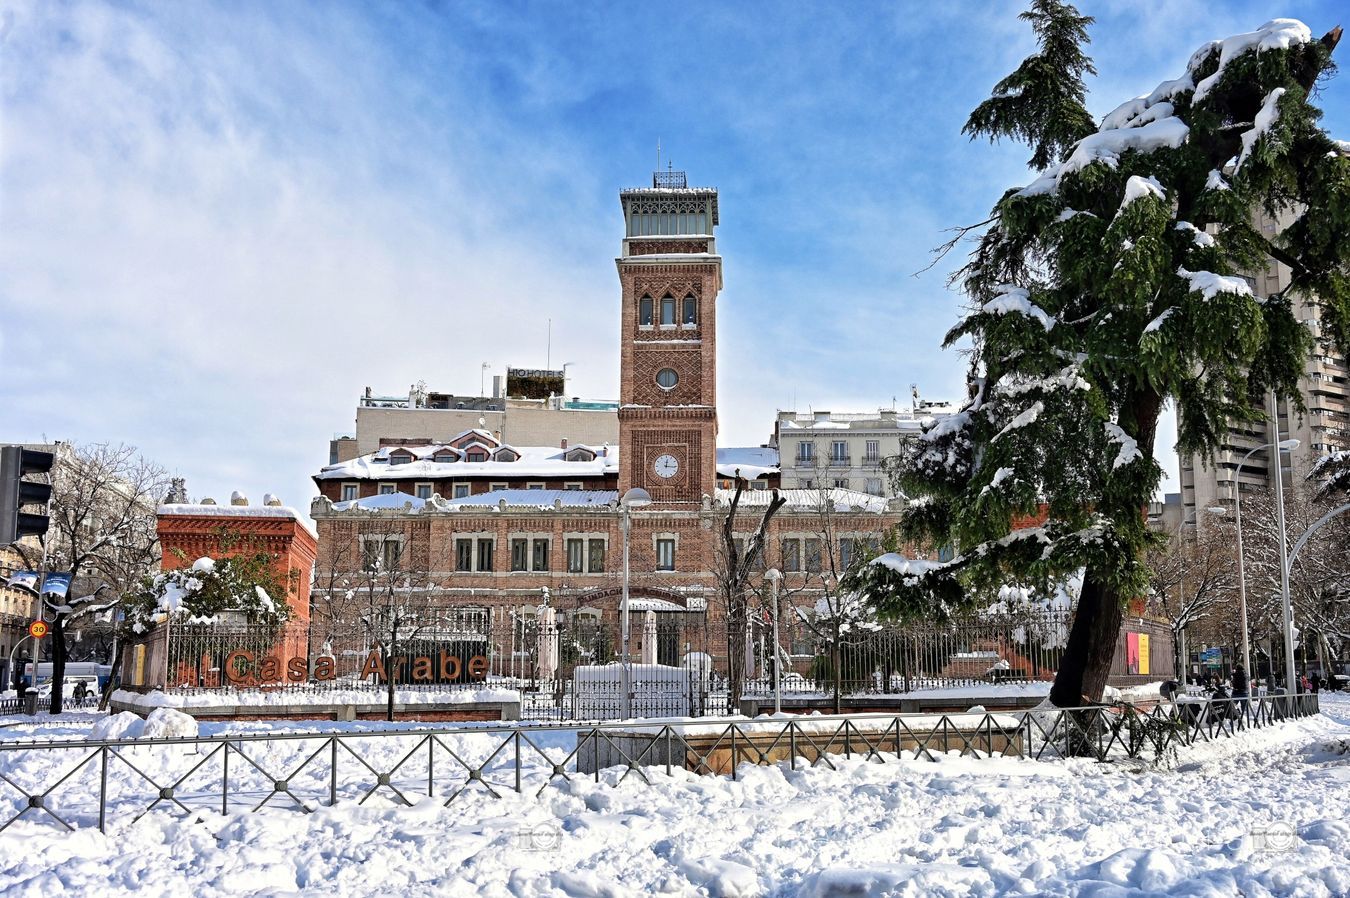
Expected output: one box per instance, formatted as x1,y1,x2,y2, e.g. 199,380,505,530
0,694,1320,836
139,606,1153,722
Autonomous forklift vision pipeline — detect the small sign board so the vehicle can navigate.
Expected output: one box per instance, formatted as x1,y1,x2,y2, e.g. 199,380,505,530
27,620,48,639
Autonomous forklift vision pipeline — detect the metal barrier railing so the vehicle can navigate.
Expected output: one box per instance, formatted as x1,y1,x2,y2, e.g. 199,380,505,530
0,693,1319,835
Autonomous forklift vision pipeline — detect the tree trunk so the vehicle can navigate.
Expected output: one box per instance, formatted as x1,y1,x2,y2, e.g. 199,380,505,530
48,615,67,715
99,646,123,711
1048,573,1123,707
726,596,746,712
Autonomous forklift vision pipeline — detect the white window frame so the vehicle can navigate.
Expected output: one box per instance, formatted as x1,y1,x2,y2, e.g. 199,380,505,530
453,483,471,499
378,484,396,496
358,534,405,572
490,482,508,491
526,482,546,490
340,483,359,502
653,533,678,572
415,483,433,500
563,482,584,491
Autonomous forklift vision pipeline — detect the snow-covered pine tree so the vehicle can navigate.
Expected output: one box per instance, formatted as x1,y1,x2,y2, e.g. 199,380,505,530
849,7,1347,707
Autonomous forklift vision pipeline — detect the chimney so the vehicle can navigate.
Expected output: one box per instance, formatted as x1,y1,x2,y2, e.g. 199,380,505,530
561,438,569,449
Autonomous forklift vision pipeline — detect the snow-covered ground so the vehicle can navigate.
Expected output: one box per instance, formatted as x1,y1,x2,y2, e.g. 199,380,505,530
0,697,1347,896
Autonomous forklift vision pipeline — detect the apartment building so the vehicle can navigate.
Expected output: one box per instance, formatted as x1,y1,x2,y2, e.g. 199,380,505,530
1180,206,1350,524
773,400,955,497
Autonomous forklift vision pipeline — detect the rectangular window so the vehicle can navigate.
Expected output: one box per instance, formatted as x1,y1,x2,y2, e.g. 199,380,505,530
660,296,676,326
566,538,584,573
865,478,884,495
805,538,822,573
416,483,432,500
839,537,856,570
527,482,545,490
834,478,849,489
532,538,549,571
639,297,653,326
455,539,473,572
797,442,814,462
682,296,697,325
379,484,396,495
865,440,880,462
800,478,815,490
453,483,470,499
751,480,767,489
341,484,358,502
564,482,584,491
361,539,381,571
490,482,508,491
382,539,402,571
830,441,849,464
477,538,494,572
781,538,801,572
588,539,606,573
656,538,676,571
510,538,529,572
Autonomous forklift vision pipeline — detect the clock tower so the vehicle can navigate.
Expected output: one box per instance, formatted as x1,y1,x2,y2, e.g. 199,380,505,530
616,170,722,506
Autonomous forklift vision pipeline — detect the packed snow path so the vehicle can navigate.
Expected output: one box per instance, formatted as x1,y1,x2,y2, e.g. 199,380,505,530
1,699,1348,896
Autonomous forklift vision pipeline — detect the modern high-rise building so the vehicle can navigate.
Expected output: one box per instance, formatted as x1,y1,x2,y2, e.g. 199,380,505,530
1179,207,1350,525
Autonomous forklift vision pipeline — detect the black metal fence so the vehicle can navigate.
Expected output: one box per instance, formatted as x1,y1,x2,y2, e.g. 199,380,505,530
0,693,1320,835
144,606,1096,720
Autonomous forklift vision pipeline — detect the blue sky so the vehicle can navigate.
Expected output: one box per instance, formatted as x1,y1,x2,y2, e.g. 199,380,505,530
2,0,1347,513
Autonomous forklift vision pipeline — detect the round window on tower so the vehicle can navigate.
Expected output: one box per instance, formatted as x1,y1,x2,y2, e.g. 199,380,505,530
656,368,679,391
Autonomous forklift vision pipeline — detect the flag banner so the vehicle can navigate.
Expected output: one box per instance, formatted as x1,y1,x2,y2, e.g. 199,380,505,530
5,571,40,593
41,573,73,598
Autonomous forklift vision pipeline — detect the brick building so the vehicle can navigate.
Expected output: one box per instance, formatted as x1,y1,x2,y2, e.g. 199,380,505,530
310,171,912,668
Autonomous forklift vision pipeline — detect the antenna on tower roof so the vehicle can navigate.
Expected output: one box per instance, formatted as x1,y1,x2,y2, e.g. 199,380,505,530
656,137,661,174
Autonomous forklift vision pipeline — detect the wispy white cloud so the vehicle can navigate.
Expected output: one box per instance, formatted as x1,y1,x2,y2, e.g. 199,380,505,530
2,0,1344,509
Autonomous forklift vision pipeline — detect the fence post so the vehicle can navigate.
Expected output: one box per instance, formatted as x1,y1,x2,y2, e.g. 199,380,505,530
98,745,109,833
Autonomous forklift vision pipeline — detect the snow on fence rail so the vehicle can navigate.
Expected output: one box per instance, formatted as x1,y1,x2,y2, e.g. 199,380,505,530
0,693,1319,835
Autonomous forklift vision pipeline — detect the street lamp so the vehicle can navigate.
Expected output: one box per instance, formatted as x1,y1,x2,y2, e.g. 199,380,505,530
764,568,783,713
1177,505,1225,683
1232,438,1300,678
617,487,652,718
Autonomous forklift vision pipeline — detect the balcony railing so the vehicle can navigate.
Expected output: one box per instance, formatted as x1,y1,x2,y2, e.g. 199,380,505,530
794,456,817,468
828,455,851,467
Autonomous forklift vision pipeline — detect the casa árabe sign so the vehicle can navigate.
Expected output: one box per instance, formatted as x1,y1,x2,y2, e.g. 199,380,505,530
220,648,490,686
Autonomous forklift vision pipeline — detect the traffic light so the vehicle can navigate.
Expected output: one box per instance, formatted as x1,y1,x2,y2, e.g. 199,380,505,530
0,446,54,545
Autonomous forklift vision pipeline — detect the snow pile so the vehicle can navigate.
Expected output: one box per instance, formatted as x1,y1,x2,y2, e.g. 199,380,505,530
1019,117,1189,196
980,285,1054,331
1205,169,1231,191
1104,422,1142,470
1178,267,1255,300
992,401,1044,442
1118,174,1165,213
1018,19,1313,199
89,708,199,740
1189,19,1312,103
1237,87,1286,169
1144,308,1175,334
1175,220,1215,248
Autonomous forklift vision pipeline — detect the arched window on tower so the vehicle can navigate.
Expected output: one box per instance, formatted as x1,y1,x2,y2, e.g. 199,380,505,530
639,295,654,326
660,295,676,326
682,295,697,325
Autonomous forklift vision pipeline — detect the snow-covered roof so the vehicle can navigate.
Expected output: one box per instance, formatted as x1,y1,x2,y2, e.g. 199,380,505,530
316,443,618,481
714,488,893,514
329,489,620,514
716,447,779,480
158,503,317,539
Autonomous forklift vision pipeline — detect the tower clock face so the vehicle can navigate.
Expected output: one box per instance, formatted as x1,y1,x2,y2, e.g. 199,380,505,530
653,453,680,479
